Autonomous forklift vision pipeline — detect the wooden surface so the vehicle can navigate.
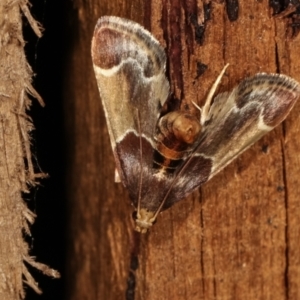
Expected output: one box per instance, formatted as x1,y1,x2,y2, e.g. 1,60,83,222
0,1,60,299
64,1,300,299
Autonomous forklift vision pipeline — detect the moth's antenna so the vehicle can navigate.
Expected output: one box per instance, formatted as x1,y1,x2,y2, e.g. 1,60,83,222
136,109,143,216
151,134,207,222
200,63,229,125
152,65,229,222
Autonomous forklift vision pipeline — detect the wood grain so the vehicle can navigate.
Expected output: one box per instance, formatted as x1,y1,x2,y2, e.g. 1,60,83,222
65,1,300,299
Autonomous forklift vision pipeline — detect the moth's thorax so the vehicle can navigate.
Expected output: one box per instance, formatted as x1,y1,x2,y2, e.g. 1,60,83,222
153,111,201,173
135,209,156,233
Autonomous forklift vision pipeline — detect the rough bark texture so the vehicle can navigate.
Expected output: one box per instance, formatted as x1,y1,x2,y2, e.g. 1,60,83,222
0,1,59,299
65,0,300,299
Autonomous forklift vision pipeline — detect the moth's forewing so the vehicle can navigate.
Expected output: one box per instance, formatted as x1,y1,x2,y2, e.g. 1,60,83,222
91,16,169,189
166,74,300,209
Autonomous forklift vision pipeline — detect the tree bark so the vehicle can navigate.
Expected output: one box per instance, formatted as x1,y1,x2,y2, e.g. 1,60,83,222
65,0,300,299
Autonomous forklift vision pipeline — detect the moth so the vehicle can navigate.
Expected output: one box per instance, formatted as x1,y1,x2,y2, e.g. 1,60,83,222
91,16,300,233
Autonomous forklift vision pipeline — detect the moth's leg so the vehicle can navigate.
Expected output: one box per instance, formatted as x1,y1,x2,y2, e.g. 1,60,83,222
114,168,121,183
200,63,229,125
191,100,201,113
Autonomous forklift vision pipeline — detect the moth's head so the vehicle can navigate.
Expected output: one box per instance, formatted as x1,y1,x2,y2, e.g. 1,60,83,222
133,209,156,233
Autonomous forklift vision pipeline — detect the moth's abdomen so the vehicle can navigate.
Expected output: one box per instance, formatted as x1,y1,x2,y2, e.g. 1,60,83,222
154,111,201,173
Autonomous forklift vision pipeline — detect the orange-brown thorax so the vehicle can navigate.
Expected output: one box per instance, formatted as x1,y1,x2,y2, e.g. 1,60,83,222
154,111,201,173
